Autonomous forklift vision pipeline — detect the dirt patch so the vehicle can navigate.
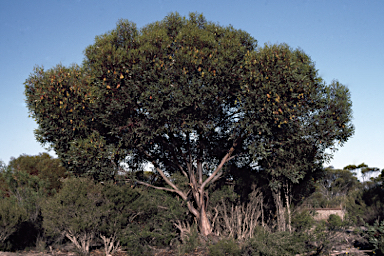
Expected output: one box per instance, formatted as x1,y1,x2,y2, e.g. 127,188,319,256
0,251,74,256
0,231,373,256
152,247,209,256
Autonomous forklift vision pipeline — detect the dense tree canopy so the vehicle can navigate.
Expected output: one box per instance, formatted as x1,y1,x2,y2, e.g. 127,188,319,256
6,153,68,193
25,13,354,236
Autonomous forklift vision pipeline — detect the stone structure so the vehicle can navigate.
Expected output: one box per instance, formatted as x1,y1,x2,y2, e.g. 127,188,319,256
312,208,345,221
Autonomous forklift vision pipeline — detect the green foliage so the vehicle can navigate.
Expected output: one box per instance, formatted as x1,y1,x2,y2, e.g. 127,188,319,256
361,173,384,223
120,188,187,251
174,225,201,256
0,155,66,250
0,197,27,244
327,214,344,231
291,210,315,232
0,155,69,251
97,182,141,255
99,182,140,236
39,174,188,254
24,63,110,180
0,153,68,225
65,131,122,181
241,227,308,255
309,215,350,254
208,238,240,256
25,12,354,182
42,177,105,255
365,219,384,254
25,13,256,182
344,189,366,225
25,12,354,237
244,46,353,201
6,153,67,194
305,166,362,219
2,168,47,222
311,220,331,253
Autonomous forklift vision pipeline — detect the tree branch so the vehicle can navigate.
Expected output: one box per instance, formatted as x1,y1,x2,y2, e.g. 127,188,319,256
154,166,187,200
137,149,188,201
135,180,179,194
201,141,237,189
159,135,189,178
208,170,223,185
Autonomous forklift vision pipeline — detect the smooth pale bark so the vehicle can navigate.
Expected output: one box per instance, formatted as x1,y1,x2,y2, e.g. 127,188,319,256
272,189,286,232
100,234,120,256
199,207,212,237
284,183,292,233
65,231,93,255
137,141,238,236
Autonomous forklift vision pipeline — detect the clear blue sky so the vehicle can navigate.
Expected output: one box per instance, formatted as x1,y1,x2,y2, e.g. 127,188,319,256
1,0,383,171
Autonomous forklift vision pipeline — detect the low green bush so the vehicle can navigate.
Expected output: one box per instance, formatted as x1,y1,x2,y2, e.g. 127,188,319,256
327,214,344,231
119,188,189,254
174,225,200,256
365,219,384,255
310,215,351,255
241,226,309,256
42,178,105,256
291,210,314,232
208,238,240,256
0,197,27,248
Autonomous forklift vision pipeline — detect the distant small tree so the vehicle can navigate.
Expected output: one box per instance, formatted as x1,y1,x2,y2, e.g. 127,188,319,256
6,153,68,195
0,161,7,197
0,160,5,171
318,167,360,203
361,168,384,223
1,153,68,225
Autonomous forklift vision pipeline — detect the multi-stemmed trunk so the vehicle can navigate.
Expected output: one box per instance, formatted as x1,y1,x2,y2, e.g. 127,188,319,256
272,189,286,232
272,181,292,233
136,142,237,237
198,198,212,236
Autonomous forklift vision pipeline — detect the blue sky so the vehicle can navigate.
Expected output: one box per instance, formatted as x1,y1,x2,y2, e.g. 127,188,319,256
1,0,383,172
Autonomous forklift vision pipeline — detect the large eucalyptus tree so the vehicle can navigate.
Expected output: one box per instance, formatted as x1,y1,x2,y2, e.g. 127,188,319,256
25,13,353,236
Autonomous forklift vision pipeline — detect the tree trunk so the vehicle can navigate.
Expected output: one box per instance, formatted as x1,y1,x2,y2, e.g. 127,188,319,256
136,139,237,237
100,234,120,256
272,189,286,232
284,183,292,233
199,207,212,236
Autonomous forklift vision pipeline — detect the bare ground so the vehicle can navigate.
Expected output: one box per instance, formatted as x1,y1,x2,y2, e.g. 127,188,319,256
0,230,373,256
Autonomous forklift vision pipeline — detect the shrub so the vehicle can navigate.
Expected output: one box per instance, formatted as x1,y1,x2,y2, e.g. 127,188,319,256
208,238,240,256
310,216,351,255
174,225,201,256
291,210,315,232
99,182,140,256
0,197,27,245
241,226,308,256
365,219,384,255
42,178,105,255
120,188,188,253
327,214,344,231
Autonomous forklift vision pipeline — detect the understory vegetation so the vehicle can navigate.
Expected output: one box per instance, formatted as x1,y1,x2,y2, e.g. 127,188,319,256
1,154,384,255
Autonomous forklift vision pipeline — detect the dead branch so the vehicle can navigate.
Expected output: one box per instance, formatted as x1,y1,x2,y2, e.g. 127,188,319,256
173,220,192,244
212,188,263,240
